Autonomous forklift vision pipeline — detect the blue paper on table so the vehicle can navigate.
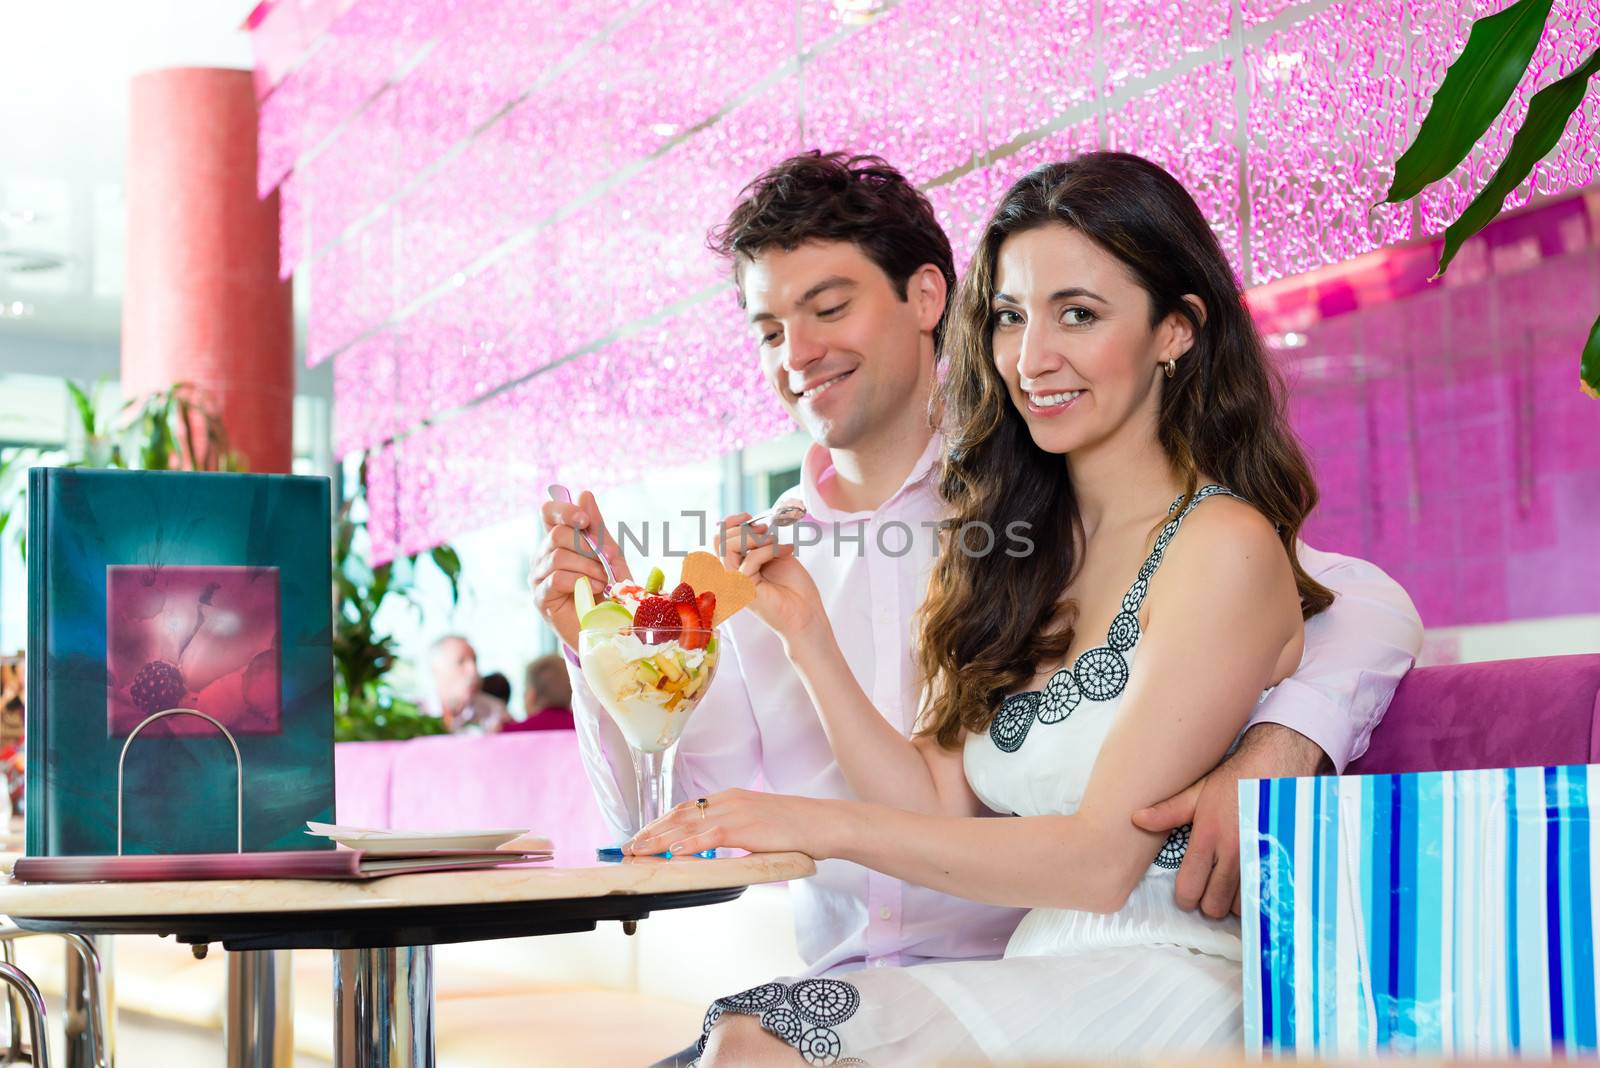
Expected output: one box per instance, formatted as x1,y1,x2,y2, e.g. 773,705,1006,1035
26,468,335,856
1240,766,1598,1058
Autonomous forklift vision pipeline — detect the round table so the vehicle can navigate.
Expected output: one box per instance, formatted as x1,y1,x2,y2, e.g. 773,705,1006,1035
0,850,814,1067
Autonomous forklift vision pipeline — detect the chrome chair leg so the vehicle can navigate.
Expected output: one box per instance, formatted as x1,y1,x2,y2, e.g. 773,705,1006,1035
0,961,49,1068
0,940,22,1063
0,929,109,1067
59,936,107,1068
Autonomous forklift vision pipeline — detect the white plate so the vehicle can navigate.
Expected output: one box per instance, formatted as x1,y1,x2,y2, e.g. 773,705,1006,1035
305,822,535,855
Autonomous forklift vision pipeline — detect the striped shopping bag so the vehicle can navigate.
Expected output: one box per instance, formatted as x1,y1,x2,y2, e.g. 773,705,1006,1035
1240,766,1599,1058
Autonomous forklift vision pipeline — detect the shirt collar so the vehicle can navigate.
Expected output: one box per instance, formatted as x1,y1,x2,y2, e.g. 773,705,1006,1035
792,431,943,523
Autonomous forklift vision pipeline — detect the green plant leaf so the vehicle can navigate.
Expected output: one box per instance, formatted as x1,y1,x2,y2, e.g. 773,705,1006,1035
175,395,202,469
1436,47,1600,277
431,545,463,605
1382,0,1554,204
64,380,98,438
1583,311,1600,399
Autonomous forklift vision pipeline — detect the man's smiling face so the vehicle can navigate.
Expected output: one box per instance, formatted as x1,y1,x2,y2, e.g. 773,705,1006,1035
741,240,932,450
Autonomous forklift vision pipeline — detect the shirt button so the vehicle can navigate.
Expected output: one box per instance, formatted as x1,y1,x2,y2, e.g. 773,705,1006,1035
880,907,892,921
872,959,888,968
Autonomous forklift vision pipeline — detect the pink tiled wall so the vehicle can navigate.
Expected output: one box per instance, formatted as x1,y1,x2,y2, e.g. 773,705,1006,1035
1284,245,1600,627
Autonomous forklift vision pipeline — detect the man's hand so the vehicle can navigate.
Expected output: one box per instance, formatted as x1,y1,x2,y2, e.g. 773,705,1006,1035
1132,723,1330,918
530,490,631,649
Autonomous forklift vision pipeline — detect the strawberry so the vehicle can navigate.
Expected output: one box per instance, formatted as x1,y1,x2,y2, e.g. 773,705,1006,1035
632,596,681,639
696,591,716,629
675,603,706,648
668,582,696,604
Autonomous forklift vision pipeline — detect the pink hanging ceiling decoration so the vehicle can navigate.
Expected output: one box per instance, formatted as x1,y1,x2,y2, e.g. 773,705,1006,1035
255,0,1600,636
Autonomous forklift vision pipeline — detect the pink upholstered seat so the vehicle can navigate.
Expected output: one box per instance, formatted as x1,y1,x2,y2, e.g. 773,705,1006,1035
1347,653,1600,775
334,731,614,851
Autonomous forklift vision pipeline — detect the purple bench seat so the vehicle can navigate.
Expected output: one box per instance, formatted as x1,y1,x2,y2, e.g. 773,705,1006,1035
1347,653,1600,775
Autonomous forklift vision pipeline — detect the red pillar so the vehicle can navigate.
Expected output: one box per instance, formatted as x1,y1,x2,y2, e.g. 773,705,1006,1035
122,68,294,474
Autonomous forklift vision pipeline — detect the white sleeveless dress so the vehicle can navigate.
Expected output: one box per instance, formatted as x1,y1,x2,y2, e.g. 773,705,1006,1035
692,486,1247,1066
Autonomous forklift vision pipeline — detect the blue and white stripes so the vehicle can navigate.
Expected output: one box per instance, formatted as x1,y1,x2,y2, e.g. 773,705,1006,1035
1240,766,1599,1058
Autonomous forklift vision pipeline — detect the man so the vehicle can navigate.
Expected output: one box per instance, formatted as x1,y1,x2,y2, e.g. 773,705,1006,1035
502,653,575,732
424,635,509,734
533,152,1422,975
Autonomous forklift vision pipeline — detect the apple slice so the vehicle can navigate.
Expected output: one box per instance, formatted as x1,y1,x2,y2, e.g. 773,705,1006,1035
579,602,633,635
573,575,596,618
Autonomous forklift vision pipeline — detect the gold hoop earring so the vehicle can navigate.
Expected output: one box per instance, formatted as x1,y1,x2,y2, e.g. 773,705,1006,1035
1162,360,1176,379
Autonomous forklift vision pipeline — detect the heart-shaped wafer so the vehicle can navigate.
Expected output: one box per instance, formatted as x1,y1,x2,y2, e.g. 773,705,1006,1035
680,550,757,627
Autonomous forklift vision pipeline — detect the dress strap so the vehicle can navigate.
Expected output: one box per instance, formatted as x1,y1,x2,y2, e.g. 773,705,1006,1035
1113,484,1239,624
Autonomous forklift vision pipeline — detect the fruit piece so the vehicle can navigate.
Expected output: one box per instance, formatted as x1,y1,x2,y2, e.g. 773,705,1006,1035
579,602,633,635
644,567,665,594
655,655,685,683
675,603,705,648
636,659,662,684
668,582,695,604
573,575,596,618
696,591,716,629
633,596,681,638
131,660,186,715
706,635,718,656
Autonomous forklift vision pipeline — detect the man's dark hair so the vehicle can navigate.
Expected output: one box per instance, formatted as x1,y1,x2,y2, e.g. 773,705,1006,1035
479,671,511,704
708,151,956,348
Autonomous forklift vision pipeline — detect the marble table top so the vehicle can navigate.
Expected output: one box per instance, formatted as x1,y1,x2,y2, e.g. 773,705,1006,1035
0,850,814,920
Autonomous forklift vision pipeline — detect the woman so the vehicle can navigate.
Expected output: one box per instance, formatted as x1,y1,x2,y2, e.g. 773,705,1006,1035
628,152,1332,1066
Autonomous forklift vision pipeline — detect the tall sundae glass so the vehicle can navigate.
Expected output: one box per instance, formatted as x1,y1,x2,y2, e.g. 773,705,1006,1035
574,558,734,836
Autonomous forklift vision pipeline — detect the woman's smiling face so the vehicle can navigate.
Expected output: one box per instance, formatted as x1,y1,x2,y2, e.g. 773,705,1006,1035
990,223,1189,458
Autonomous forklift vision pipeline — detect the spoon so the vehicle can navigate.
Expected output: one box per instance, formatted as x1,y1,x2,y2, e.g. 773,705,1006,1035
547,484,619,589
746,500,808,529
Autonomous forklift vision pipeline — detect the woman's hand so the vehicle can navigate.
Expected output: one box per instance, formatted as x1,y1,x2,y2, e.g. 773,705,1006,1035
714,514,826,648
623,789,842,860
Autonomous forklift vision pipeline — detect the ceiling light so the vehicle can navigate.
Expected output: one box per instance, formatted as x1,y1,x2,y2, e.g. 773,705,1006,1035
0,301,35,318
1261,51,1305,80
0,248,67,273
832,0,888,24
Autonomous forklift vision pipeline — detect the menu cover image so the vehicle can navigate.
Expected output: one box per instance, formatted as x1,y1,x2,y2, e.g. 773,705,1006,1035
27,468,335,856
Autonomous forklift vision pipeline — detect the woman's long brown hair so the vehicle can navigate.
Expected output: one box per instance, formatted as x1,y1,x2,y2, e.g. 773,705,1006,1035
916,152,1333,749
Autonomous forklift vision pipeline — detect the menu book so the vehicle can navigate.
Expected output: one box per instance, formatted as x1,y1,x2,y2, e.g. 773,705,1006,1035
26,468,336,856
11,848,554,884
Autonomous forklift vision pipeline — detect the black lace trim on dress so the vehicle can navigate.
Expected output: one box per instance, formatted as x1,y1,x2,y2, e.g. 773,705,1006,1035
694,977,868,1067
985,485,1238,752
983,485,1237,875
979,482,1241,751
1155,823,1191,869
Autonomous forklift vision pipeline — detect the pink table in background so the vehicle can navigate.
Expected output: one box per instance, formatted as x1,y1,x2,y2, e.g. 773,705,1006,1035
335,731,614,849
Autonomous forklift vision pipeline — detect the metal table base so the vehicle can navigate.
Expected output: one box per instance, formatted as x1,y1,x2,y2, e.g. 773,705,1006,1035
335,947,433,1067
226,950,292,1068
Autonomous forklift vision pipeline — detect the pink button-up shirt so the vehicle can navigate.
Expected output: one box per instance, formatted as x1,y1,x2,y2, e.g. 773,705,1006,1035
568,434,1423,976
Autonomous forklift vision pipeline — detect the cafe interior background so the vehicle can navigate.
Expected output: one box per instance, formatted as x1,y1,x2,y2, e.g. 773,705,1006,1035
0,0,1597,1063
